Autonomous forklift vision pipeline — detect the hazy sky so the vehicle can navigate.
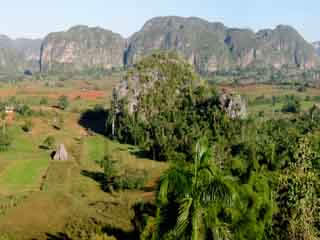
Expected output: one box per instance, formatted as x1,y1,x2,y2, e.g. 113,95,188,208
1,0,319,42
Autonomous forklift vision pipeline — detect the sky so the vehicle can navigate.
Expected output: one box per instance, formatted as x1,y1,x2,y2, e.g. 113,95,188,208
1,0,319,42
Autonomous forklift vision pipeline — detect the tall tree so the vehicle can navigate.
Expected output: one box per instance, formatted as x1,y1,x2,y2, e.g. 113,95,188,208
152,140,234,240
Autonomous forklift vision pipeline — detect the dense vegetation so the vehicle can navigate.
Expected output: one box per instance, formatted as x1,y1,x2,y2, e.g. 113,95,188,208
1,52,320,239
106,53,320,240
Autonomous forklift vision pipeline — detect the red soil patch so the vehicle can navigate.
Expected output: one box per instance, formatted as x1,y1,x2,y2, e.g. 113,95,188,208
68,90,106,100
0,89,17,98
0,88,106,100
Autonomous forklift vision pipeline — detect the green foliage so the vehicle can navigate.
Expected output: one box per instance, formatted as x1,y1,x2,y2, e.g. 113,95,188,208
63,219,117,240
151,140,234,240
281,95,301,113
42,136,56,150
40,97,49,105
21,120,33,132
58,95,69,110
100,142,149,192
0,132,11,152
107,53,223,162
113,169,148,190
16,104,33,117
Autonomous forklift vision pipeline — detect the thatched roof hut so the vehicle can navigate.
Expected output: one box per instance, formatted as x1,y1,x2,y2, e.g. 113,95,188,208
53,144,68,161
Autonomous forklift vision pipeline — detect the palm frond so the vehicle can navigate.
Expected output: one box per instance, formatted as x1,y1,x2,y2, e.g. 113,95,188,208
200,177,234,207
173,197,193,237
157,166,192,204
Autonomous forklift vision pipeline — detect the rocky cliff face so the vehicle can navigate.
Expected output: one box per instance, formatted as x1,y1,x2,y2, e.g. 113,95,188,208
312,41,320,56
40,25,126,72
125,17,319,73
125,17,230,73
1,17,319,75
0,35,41,73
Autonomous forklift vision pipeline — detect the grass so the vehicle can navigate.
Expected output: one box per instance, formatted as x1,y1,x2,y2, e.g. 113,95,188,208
222,84,320,117
0,82,167,239
82,135,106,166
0,126,50,195
0,78,167,239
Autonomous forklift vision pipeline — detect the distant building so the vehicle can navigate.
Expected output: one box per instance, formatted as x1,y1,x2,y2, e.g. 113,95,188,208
5,106,14,114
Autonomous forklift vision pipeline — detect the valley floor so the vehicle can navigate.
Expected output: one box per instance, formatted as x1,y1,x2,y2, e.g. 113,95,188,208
0,80,167,239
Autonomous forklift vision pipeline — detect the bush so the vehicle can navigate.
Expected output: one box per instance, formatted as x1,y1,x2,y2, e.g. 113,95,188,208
0,133,11,152
113,169,148,190
58,95,69,110
297,85,307,92
40,97,49,105
16,104,33,117
281,96,301,113
21,120,33,132
305,96,311,101
42,136,56,150
100,153,148,191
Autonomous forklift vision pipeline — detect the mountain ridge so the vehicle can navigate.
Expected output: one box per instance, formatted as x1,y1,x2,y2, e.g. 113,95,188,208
0,16,319,74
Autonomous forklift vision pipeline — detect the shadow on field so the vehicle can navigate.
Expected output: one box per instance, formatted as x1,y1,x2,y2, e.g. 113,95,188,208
81,170,107,190
78,108,109,135
46,232,71,240
127,146,152,160
102,225,139,240
46,228,138,240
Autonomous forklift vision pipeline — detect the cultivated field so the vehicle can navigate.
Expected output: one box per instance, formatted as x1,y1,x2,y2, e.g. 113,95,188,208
1,79,318,239
0,78,167,239
221,84,320,117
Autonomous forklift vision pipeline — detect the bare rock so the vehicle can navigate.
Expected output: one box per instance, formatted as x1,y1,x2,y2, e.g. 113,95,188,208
219,90,247,119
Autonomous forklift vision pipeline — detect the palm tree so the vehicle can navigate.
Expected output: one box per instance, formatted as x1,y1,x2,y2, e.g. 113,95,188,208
152,140,234,240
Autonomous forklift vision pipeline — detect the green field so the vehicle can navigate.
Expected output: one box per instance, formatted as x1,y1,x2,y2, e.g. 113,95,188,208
0,127,49,194
1,80,319,239
0,80,168,239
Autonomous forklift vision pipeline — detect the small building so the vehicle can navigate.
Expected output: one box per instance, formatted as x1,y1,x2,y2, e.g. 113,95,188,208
5,106,14,114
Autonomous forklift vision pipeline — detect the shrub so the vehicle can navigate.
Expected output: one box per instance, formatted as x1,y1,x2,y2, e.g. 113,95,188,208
113,169,148,190
22,120,33,132
40,97,49,105
100,153,148,191
42,136,56,150
58,95,69,110
16,104,33,117
281,96,301,113
297,85,307,92
0,133,11,152
305,96,311,101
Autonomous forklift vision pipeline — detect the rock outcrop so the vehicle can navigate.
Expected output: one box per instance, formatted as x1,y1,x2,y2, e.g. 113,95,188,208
125,17,319,73
219,90,247,119
0,35,41,73
40,25,126,72
113,53,247,122
312,41,320,56
1,17,319,75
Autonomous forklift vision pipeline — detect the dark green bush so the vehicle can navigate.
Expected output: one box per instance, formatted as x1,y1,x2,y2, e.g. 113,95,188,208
22,120,33,132
281,96,301,113
58,95,69,110
0,133,11,152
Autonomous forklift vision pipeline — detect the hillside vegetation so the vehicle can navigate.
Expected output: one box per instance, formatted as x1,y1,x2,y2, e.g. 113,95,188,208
1,53,320,240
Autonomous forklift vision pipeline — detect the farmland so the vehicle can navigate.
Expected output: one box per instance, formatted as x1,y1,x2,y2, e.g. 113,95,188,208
0,77,167,239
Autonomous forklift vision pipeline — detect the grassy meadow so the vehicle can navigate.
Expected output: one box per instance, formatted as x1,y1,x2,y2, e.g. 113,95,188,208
0,77,167,239
0,77,319,239
220,84,320,117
